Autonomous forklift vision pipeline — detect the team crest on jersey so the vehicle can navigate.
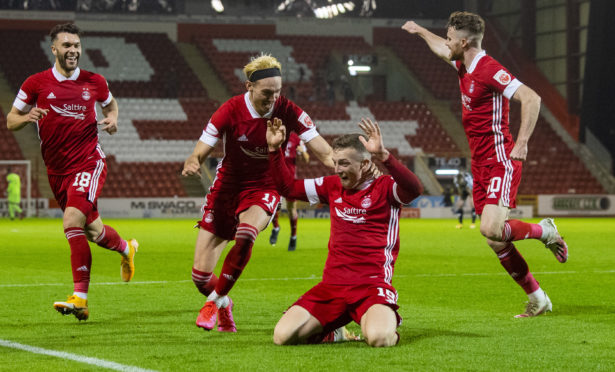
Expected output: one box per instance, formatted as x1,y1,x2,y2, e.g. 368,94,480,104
315,177,324,186
493,70,511,85
205,212,214,223
361,197,372,208
298,112,314,128
81,88,91,101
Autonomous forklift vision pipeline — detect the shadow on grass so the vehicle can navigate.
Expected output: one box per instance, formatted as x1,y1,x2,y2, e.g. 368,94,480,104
406,328,486,343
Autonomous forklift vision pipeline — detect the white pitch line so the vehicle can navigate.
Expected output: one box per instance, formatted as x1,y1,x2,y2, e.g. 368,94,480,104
0,270,613,288
0,339,157,372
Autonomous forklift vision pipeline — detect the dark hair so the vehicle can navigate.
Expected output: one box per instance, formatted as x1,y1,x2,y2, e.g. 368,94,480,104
332,133,369,158
49,22,81,42
447,11,485,37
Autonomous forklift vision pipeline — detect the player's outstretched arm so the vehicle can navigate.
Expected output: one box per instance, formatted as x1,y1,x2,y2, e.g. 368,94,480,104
510,85,541,161
304,135,334,169
182,141,214,177
358,117,423,203
401,21,452,63
99,97,119,135
6,106,48,131
267,118,311,201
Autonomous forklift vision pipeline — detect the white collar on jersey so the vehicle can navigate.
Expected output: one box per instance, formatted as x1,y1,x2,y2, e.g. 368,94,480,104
52,63,81,82
244,91,274,119
466,50,486,73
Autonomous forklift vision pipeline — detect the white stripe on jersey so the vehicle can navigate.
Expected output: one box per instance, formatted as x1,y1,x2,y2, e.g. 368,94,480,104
392,183,403,205
384,206,399,284
492,93,506,162
304,178,320,205
501,159,513,207
88,159,105,203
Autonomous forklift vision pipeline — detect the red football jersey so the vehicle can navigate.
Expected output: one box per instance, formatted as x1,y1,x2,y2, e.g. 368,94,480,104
199,92,319,189
454,51,523,166
13,66,111,175
300,175,403,285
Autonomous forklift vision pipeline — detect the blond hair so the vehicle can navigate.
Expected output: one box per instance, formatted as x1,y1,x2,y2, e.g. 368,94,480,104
243,53,282,81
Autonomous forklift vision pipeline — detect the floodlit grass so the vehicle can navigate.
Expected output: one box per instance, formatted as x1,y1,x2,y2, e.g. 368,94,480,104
1,217,614,371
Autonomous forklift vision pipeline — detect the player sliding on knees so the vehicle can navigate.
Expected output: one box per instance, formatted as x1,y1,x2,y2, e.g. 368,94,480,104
403,11,568,318
267,117,423,347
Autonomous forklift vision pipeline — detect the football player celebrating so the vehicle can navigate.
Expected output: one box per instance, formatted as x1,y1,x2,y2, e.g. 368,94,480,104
7,23,137,321
403,11,568,317
183,54,334,332
268,117,423,347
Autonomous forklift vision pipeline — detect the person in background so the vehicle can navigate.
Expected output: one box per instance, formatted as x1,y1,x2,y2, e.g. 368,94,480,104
269,131,310,251
5,167,24,220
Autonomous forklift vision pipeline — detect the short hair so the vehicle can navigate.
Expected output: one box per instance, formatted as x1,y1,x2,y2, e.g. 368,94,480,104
49,22,81,42
332,134,369,159
447,11,485,43
243,53,282,81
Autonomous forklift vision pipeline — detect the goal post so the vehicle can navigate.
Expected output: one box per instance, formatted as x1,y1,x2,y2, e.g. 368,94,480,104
0,159,32,218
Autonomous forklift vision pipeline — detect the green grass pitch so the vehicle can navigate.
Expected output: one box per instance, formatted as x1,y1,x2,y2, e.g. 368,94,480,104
1,217,614,371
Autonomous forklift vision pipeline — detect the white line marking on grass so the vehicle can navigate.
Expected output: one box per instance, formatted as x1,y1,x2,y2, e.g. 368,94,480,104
0,339,157,372
1,270,613,288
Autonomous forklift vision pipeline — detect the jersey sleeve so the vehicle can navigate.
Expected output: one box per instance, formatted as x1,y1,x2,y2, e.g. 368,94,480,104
285,100,319,143
480,61,522,99
13,75,38,112
269,149,330,204
199,103,230,147
95,74,113,107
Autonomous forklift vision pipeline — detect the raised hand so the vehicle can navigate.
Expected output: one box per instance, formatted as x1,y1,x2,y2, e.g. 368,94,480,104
401,21,422,34
358,117,389,162
266,117,286,151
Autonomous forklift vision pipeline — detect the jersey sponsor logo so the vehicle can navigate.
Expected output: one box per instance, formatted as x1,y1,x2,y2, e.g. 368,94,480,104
361,197,372,208
82,89,91,101
334,206,367,224
239,145,269,159
493,69,512,85
298,111,314,128
50,104,86,120
17,89,27,100
461,93,472,111
237,134,249,142
47,92,56,99
205,122,218,136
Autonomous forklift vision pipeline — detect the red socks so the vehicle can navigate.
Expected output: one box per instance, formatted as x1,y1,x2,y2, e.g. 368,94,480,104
215,223,258,296
64,227,91,293
502,220,542,242
94,225,127,253
497,243,540,294
192,268,218,297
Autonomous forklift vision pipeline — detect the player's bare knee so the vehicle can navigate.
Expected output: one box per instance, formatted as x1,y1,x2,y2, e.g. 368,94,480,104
364,329,396,347
273,327,295,345
479,224,502,241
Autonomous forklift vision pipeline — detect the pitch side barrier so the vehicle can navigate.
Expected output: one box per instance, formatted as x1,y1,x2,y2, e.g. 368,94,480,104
10,195,614,219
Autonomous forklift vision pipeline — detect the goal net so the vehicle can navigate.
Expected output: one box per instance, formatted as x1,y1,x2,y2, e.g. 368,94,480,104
0,160,32,218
